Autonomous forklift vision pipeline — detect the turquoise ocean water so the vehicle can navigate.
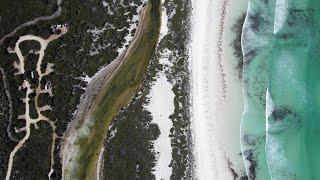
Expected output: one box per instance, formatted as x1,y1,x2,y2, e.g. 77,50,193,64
241,0,320,179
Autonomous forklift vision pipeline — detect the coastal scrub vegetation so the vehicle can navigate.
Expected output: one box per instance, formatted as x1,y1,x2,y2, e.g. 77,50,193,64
0,0,147,178
102,0,195,178
68,0,161,179
0,0,57,38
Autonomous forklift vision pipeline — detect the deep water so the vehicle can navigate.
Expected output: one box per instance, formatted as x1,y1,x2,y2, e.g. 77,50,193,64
241,0,320,179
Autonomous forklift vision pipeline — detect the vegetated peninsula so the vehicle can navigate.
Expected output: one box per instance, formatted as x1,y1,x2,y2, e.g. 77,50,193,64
0,0,157,179
62,0,161,179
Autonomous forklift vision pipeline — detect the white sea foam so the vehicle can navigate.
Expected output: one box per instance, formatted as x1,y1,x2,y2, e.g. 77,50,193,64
274,0,288,34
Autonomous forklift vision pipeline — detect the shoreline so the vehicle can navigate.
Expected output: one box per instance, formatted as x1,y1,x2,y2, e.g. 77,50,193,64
191,0,248,179
191,0,229,178
219,0,248,178
60,2,149,176
60,0,161,179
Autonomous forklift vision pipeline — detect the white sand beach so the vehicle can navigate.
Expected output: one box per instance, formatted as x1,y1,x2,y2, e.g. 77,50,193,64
190,0,248,179
219,0,249,177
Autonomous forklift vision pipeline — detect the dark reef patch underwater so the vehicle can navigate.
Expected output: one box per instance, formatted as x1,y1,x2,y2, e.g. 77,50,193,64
241,0,320,179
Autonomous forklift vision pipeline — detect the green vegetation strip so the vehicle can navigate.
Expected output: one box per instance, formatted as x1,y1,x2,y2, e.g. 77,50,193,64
71,0,160,179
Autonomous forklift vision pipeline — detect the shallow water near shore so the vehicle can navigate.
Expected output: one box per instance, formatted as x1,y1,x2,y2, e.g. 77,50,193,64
241,0,320,179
